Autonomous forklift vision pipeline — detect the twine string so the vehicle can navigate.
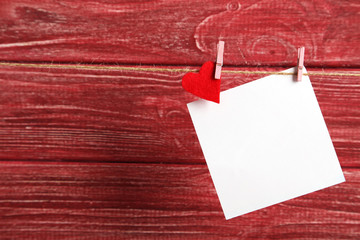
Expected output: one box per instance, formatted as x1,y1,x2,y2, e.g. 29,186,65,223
0,62,359,77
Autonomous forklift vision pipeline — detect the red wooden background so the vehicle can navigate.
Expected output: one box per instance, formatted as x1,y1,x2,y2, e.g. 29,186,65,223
0,0,359,239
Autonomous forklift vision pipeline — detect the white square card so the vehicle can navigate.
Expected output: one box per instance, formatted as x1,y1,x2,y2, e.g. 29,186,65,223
187,67,345,220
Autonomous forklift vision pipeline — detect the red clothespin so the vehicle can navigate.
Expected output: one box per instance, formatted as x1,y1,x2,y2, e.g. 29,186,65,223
297,47,305,81
215,41,225,79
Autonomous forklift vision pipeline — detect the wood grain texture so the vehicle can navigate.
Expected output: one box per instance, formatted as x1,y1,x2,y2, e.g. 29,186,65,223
1,1,359,238
0,162,357,239
0,0,359,66
0,64,359,166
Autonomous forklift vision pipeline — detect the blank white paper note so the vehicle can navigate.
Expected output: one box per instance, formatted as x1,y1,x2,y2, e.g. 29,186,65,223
187,67,345,220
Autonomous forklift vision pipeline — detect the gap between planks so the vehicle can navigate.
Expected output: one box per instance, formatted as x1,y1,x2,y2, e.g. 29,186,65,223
0,160,357,170
1,61,360,77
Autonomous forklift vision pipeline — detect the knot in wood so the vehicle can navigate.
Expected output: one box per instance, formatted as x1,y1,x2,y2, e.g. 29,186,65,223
227,1,241,11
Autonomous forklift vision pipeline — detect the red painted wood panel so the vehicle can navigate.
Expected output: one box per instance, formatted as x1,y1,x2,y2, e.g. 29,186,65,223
0,0,359,238
0,162,358,239
0,0,359,66
0,64,359,167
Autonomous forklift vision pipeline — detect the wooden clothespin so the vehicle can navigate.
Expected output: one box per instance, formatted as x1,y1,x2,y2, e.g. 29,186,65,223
215,41,225,79
297,47,305,81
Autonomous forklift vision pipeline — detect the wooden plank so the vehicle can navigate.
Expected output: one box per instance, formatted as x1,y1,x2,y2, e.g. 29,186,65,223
0,162,358,239
0,0,359,66
0,64,359,166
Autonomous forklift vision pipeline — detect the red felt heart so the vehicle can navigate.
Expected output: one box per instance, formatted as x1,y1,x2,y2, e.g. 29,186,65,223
182,61,220,103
